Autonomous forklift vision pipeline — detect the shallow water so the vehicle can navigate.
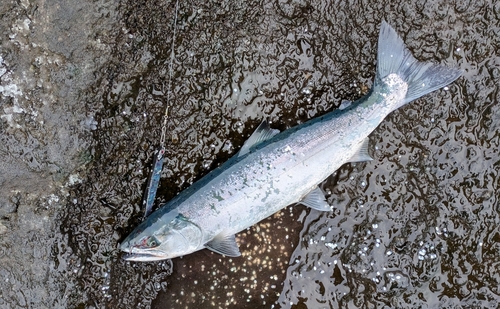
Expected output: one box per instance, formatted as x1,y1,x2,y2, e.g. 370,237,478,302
0,0,499,308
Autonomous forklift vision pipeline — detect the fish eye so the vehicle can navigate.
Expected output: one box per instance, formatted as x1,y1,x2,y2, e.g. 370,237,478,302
146,236,159,247
137,236,160,248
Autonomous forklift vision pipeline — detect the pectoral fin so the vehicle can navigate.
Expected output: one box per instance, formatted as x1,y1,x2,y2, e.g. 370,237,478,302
348,138,373,163
205,233,241,257
300,187,331,211
238,120,280,157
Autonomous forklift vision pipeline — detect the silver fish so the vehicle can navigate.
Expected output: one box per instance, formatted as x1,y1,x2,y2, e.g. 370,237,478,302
120,21,462,262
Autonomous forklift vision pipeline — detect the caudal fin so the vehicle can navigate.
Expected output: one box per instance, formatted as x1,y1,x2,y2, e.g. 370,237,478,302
376,21,462,107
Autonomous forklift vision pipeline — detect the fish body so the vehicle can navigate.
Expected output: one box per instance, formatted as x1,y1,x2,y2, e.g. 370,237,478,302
120,21,462,261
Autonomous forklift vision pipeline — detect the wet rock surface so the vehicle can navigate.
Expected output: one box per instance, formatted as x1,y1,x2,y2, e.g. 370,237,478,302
1,0,500,308
0,0,117,307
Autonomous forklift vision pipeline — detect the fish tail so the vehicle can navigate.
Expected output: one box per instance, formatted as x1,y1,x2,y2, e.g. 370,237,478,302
375,21,462,109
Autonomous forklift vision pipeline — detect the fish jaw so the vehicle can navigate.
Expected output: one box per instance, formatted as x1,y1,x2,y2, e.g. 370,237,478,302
122,252,170,262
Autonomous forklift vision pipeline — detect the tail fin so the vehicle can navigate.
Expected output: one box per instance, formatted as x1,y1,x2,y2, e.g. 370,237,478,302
376,21,462,107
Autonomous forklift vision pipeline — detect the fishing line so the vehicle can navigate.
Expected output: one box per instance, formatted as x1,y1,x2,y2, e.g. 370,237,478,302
142,0,179,219
160,0,179,148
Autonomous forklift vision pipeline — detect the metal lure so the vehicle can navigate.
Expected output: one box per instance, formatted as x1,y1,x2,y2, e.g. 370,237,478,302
142,146,165,218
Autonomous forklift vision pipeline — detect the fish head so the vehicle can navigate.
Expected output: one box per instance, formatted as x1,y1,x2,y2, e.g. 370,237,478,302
120,212,203,261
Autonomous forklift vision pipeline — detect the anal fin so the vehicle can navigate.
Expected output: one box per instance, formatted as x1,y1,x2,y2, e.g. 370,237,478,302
348,138,373,163
205,233,241,257
300,187,331,211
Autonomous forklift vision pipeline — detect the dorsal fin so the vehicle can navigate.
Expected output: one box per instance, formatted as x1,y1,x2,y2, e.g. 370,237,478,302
238,120,280,157
339,100,352,110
